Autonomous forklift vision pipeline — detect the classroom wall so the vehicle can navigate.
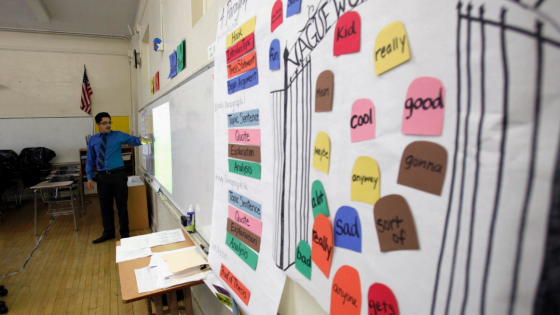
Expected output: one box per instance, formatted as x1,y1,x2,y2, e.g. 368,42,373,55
0,31,132,118
131,0,221,110
130,1,324,313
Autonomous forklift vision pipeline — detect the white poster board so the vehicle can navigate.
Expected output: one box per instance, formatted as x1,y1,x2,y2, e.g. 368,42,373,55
210,0,560,314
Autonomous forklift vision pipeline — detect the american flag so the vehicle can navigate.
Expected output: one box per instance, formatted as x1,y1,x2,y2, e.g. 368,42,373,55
81,66,93,115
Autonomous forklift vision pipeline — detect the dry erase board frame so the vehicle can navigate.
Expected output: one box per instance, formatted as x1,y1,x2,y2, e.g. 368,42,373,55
139,62,215,244
0,116,94,163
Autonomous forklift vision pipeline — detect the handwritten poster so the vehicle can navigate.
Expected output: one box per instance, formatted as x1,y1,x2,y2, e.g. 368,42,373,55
210,1,560,315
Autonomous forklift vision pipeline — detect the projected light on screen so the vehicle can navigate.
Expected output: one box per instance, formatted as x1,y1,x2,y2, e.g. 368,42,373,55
153,102,173,193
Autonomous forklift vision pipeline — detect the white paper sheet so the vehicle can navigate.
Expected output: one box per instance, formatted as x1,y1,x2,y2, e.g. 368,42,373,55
116,246,152,263
120,229,186,251
120,234,151,250
134,266,160,293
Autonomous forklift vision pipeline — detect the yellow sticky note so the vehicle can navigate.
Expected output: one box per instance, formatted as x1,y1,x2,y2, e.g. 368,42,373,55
373,21,410,75
150,77,154,95
313,131,330,174
351,156,380,205
226,16,257,48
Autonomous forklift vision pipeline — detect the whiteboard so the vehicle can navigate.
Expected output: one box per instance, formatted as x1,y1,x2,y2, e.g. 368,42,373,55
140,63,215,243
0,117,94,163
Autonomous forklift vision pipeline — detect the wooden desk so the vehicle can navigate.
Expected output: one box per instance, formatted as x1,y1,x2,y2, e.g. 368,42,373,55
31,180,75,235
117,231,203,315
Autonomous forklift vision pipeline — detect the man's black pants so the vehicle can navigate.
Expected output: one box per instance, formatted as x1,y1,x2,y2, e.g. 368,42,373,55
96,169,129,238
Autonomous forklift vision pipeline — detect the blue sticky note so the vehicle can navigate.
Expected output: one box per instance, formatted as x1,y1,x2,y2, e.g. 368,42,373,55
228,190,262,220
334,206,362,252
227,68,259,94
227,109,260,128
168,51,177,78
286,0,302,17
269,39,281,70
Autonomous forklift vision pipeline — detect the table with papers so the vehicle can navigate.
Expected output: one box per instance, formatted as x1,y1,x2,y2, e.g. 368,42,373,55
117,229,209,315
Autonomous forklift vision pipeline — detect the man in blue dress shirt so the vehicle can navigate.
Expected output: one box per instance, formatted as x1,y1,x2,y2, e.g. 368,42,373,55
86,112,152,244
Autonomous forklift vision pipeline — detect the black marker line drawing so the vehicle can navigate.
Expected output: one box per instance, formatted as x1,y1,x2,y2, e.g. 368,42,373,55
271,55,313,270
271,0,370,270
432,2,560,315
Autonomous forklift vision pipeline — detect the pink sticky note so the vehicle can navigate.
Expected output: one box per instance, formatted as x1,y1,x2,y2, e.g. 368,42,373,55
228,129,261,146
368,283,400,315
228,205,262,236
333,11,361,56
350,99,375,142
271,0,283,32
402,77,445,136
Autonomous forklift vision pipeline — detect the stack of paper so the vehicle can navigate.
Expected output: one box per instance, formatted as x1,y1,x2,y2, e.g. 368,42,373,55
135,246,208,292
116,229,186,263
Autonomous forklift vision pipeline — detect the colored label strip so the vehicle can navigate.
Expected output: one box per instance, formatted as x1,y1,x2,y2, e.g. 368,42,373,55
219,263,251,305
227,109,260,128
227,68,259,94
227,51,257,79
227,218,261,253
226,33,255,64
225,232,258,270
226,16,256,48
228,144,261,163
228,159,261,179
228,190,262,220
228,205,262,236
228,128,261,146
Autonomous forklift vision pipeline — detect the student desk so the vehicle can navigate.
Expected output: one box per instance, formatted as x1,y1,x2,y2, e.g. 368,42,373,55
47,170,85,213
117,231,204,315
31,180,75,235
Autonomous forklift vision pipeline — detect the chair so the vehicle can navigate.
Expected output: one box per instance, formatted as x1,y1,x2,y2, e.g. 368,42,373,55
18,166,42,206
56,166,78,171
50,173,84,214
54,170,77,175
38,175,78,231
0,165,17,213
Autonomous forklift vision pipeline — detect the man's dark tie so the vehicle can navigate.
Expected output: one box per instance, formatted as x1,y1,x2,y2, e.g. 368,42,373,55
97,134,107,170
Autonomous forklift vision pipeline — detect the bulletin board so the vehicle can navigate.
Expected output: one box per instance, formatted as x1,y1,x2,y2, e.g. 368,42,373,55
209,0,560,314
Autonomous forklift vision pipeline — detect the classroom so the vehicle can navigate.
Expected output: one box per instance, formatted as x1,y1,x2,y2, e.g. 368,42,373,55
0,0,559,314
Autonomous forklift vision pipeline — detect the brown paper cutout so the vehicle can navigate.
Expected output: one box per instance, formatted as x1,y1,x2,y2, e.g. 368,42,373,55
374,195,419,252
315,70,334,112
397,141,447,195
228,144,261,163
227,218,261,253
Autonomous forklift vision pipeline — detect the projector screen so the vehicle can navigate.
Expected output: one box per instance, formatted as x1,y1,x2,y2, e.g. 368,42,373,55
153,102,173,193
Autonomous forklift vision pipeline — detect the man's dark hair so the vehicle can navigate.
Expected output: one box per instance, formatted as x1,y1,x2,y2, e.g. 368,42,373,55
95,112,111,124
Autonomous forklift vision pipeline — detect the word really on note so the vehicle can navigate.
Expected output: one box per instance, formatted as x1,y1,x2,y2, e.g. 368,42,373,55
374,21,410,75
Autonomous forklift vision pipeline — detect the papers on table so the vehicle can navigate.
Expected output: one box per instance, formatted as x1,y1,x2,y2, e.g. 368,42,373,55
120,229,186,251
134,266,159,293
116,246,152,263
135,246,209,293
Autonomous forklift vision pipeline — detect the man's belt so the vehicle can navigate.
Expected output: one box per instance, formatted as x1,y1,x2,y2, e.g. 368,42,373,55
100,166,126,174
